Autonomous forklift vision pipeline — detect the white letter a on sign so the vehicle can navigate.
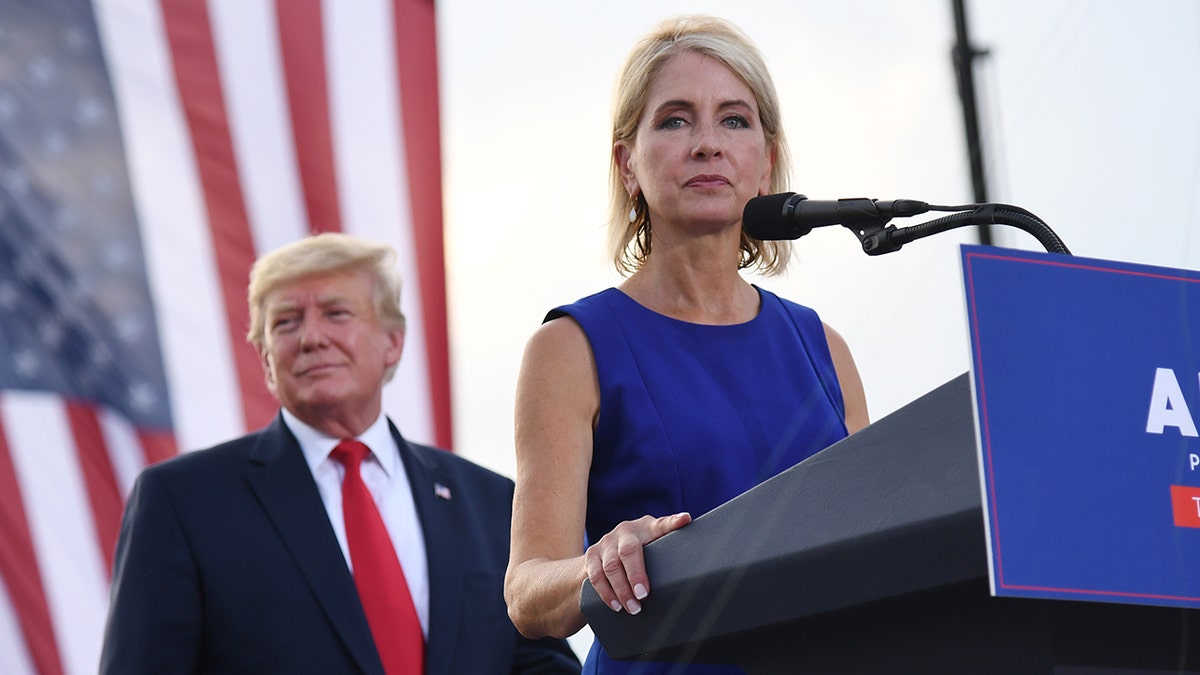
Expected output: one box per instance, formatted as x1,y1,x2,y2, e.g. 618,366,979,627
1146,368,1199,437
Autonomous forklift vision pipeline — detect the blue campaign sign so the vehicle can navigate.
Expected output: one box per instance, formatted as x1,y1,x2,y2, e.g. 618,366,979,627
961,244,1200,608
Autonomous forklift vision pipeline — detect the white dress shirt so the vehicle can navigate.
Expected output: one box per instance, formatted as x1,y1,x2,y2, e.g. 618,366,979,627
283,408,430,637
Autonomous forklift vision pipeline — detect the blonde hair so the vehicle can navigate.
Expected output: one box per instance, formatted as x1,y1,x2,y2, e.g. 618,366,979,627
608,15,793,276
246,232,406,363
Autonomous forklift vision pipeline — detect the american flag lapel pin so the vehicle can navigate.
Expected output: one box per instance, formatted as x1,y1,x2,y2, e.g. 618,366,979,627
434,482,452,500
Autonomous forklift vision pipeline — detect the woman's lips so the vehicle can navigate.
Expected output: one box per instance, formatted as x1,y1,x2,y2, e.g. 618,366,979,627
685,174,730,188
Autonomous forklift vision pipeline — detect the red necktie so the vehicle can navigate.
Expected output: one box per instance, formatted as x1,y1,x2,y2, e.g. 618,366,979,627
331,439,424,674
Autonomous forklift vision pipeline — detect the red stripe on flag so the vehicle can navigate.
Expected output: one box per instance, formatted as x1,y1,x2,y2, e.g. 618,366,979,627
160,0,277,432
64,402,123,575
275,0,343,235
136,429,178,468
393,0,453,449
0,418,65,675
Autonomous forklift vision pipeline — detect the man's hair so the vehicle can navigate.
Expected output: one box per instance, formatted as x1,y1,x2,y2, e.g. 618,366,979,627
245,232,406,356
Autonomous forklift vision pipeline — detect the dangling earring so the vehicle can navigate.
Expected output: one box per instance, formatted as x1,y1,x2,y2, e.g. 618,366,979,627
629,204,638,223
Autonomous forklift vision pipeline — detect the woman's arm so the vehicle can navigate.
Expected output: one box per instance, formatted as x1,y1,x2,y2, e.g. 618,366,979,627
505,317,596,638
504,316,688,638
823,323,870,434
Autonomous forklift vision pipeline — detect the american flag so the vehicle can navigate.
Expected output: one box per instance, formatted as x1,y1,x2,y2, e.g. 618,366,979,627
0,1,450,673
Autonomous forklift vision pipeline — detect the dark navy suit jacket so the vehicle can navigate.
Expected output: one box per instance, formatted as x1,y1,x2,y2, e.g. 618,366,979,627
100,414,578,674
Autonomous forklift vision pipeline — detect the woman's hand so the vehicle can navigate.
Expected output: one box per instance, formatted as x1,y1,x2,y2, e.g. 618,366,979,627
583,512,691,615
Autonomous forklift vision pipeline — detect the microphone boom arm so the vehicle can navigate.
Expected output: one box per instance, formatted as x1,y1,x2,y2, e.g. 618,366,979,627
847,203,1071,256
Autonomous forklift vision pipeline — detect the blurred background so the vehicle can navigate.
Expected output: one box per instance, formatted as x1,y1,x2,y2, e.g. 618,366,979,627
441,0,1200,476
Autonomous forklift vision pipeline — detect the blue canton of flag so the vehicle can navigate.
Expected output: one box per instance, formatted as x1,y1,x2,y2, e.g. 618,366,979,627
0,0,172,430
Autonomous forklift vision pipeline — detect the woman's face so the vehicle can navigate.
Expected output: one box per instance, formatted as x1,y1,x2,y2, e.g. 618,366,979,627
616,51,773,236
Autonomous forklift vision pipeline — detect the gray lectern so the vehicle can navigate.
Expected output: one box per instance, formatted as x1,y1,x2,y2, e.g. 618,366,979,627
580,374,1200,673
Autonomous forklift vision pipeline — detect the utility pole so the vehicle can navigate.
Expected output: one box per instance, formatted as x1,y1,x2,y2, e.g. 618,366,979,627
951,0,993,245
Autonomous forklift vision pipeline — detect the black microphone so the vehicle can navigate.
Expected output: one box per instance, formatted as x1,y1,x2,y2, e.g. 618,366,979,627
742,192,930,240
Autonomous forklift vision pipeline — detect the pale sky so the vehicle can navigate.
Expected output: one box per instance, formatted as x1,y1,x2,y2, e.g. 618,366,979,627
437,0,1200,482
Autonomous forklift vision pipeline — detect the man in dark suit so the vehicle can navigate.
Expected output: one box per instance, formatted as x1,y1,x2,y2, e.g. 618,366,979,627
100,233,579,674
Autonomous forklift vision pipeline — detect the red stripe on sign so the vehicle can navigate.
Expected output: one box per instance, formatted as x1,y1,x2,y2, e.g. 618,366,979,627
160,0,277,431
393,0,453,450
64,402,123,576
275,0,343,235
1171,485,1200,528
0,417,65,675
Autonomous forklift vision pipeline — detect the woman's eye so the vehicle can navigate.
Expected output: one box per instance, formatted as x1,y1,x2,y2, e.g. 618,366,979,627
722,115,750,129
657,116,686,130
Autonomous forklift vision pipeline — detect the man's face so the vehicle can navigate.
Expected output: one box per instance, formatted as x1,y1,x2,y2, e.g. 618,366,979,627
259,269,403,429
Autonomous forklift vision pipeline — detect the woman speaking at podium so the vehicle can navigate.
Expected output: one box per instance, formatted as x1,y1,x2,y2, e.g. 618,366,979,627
504,14,870,674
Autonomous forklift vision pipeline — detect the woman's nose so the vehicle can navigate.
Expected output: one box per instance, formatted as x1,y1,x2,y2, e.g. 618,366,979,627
692,124,723,158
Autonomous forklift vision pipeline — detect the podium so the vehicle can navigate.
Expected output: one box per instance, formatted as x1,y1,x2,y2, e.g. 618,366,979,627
581,373,1200,673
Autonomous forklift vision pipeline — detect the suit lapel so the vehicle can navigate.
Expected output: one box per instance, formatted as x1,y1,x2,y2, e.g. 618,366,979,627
245,416,383,675
392,423,463,674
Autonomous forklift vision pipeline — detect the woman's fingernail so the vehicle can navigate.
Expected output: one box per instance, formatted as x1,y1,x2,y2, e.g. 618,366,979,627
626,599,641,615
610,600,622,612
633,583,648,600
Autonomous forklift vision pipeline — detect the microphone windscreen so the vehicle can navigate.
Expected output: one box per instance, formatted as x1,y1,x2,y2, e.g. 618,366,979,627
742,192,799,240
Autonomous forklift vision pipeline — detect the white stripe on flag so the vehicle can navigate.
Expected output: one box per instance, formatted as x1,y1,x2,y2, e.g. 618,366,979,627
209,0,309,254
94,0,246,452
326,0,433,444
98,407,148,500
3,394,109,675
0,570,36,675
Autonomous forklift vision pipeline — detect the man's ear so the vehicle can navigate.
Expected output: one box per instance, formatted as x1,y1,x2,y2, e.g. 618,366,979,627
261,350,278,397
384,326,405,369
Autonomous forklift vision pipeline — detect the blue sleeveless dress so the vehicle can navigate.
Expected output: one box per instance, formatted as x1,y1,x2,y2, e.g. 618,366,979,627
546,286,849,675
